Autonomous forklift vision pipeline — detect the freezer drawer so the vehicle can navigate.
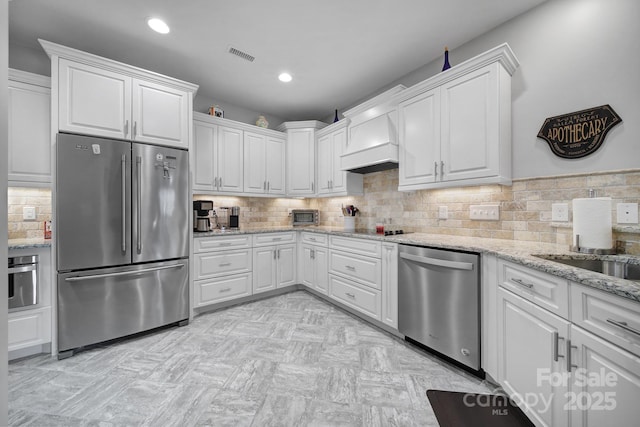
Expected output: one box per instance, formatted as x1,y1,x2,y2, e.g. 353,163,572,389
57,259,188,354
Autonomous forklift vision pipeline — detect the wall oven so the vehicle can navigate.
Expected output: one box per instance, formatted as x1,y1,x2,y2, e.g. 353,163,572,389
292,209,319,226
8,255,39,311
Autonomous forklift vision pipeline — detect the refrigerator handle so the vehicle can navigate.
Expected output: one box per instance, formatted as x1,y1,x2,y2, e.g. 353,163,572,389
64,263,185,282
121,154,127,253
136,155,142,254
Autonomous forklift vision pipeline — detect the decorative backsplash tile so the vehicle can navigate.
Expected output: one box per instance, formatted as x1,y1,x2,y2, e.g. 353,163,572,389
8,187,52,240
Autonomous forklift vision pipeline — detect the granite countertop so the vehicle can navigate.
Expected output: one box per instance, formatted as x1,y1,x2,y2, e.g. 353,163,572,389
8,238,52,250
194,227,640,303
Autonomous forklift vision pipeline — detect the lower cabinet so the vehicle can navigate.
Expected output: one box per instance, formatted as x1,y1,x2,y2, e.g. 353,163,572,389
194,273,252,307
381,243,398,329
496,260,640,427
299,243,328,295
329,274,381,320
8,306,52,352
252,244,296,294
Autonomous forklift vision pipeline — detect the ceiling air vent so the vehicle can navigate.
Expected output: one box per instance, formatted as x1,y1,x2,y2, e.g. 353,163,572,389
228,47,255,62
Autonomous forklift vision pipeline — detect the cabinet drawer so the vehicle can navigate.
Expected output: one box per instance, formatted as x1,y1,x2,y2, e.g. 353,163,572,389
194,249,251,279
329,235,381,257
194,273,252,307
253,232,296,247
194,234,252,252
329,274,381,320
8,306,51,351
300,231,327,246
571,284,640,356
498,260,569,318
329,250,381,290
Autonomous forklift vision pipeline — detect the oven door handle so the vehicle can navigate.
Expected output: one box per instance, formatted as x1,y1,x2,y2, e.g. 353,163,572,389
400,252,474,271
8,265,37,274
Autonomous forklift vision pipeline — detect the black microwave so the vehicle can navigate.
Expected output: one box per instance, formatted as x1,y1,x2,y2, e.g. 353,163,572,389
292,209,319,226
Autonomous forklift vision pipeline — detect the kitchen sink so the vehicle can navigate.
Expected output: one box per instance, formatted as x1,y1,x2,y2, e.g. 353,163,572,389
533,255,640,281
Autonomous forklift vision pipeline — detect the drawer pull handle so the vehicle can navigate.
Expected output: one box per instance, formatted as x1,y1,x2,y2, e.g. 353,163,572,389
272,237,282,241
345,292,356,299
219,242,232,247
566,340,578,372
345,265,356,271
512,278,534,289
553,332,565,362
309,237,316,242
606,319,640,336
219,287,231,293
219,262,231,267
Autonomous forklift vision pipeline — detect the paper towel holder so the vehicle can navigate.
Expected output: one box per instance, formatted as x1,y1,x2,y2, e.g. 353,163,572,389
571,234,616,254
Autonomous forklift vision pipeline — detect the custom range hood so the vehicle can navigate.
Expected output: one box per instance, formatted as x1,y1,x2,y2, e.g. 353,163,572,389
341,85,406,174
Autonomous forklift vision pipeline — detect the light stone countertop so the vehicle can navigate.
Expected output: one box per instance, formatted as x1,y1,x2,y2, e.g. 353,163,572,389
195,227,640,303
8,238,52,250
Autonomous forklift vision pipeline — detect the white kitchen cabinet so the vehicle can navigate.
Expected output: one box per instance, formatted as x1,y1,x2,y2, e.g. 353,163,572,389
498,287,571,427
278,121,326,196
244,131,285,195
253,244,296,294
381,243,398,330
8,69,51,185
192,116,244,193
42,40,196,149
8,306,52,352
317,122,363,197
568,325,640,427
193,234,253,309
397,44,518,191
299,231,329,295
329,274,382,321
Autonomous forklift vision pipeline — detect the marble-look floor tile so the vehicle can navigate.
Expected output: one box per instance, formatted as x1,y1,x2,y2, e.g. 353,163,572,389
8,290,497,426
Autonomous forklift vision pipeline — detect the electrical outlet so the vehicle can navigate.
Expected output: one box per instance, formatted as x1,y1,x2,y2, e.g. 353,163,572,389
23,206,37,220
438,206,448,219
287,208,293,216
617,203,639,224
552,203,569,222
469,204,500,221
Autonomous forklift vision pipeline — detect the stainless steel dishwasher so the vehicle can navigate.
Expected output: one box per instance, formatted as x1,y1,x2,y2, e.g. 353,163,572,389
398,244,481,373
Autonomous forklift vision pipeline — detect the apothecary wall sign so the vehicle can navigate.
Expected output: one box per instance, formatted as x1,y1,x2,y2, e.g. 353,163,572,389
537,104,622,159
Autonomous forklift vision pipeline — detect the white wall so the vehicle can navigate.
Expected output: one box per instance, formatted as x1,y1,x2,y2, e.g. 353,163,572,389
361,0,640,179
1,1,10,424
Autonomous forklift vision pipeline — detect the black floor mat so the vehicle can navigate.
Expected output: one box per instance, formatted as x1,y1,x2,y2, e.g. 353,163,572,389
427,390,535,427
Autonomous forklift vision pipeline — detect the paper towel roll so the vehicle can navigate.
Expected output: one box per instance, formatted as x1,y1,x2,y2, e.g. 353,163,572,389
572,197,612,249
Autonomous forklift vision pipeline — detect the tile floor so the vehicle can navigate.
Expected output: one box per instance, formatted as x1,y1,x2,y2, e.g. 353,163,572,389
8,290,494,426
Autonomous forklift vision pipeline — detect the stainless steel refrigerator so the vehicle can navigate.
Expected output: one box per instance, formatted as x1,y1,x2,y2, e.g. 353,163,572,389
56,132,189,358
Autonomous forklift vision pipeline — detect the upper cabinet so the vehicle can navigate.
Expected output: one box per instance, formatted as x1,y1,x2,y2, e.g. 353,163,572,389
244,131,285,196
278,121,327,197
397,44,519,191
8,69,51,185
40,39,198,149
192,113,244,194
316,120,363,197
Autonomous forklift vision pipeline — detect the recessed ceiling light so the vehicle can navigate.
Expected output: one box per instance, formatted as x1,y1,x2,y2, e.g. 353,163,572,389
278,72,292,83
147,18,170,34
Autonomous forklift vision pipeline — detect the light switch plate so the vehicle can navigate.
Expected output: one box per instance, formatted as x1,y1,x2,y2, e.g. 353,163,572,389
617,203,639,224
23,206,37,220
470,204,500,221
438,206,448,219
552,203,569,222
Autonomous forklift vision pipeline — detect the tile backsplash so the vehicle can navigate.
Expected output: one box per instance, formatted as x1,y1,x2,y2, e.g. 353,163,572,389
8,187,52,240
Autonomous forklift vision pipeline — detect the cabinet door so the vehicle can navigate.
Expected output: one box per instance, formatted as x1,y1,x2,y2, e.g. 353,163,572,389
286,129,315,195
217,126,244,193
253,246,276,294
317,134,332,194
132,79,189,148
440,64,499,182
330,128,347,193
265,136,285,195
243,131,267,194
381,243,398,329
398,88,440,188
8,81,51,184
299,245,315,288
192,121,217,191
276,244,296,288
498,288,571,427
314,246,329,295
59,59,131,139
569,326,640,427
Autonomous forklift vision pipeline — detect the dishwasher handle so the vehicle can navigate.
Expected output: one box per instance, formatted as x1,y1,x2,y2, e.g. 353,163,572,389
400,252,474,271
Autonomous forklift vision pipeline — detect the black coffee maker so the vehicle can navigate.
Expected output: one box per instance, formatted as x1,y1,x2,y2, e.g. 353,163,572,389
193,200,213,231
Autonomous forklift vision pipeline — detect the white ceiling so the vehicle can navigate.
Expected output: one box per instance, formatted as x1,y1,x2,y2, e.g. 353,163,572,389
9,0,547,121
